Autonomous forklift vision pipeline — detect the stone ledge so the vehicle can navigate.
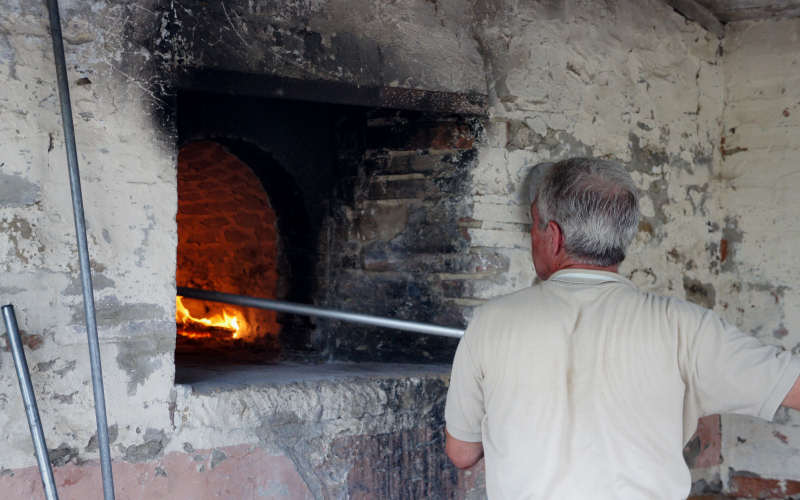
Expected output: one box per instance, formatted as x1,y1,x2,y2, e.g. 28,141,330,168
169,361,471,497
175,361,451,393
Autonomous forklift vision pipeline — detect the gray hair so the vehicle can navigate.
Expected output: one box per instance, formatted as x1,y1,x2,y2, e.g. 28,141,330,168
532,157,639,267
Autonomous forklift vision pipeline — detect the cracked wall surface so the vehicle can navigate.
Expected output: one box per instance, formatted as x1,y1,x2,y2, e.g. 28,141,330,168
1,0,800,497
712,17,800,495
0,0,177,473
465,2,734,493
468,0,724,302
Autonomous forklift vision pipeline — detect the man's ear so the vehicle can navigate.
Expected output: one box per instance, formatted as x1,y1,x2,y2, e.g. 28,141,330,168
546,220,565,254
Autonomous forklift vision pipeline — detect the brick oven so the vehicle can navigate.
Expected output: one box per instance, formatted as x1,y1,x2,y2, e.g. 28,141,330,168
175,139,282,361
0,0,494,495
163,72,488,495
172,84,483,374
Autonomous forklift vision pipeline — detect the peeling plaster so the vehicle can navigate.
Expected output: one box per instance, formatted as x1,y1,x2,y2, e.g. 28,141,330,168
86,424,119,452
0,215,45,268
63,272,115,295
115,336,169,395
720,215,743,273
209,449,227,469
48,444,80,467
0,172,39,207
684,277,716,309
123,428,166,463
72,295,164,328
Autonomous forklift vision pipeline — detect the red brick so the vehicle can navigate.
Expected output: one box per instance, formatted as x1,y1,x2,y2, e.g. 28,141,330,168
684,415,722,468
223,228,250,242
177,141,281,346
729,475,800,498
367,178,430,200
366,119,476,151
236,212,269,228
0,444,312,499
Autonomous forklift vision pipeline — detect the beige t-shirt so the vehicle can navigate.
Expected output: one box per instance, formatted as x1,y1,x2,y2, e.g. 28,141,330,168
445,269,800,500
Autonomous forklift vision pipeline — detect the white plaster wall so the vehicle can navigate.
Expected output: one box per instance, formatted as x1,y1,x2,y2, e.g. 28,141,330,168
0,1,176,469
466,3,800,489
716,17,800,485
466,0,725,303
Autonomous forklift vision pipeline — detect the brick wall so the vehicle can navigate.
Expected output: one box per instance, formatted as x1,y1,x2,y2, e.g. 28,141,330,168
319,111,495,362
176,141,280,355
177,99,494,363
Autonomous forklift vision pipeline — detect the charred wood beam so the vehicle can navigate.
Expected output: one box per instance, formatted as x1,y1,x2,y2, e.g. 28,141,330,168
175,69,488,116
177,322,236,339
663,0,725,37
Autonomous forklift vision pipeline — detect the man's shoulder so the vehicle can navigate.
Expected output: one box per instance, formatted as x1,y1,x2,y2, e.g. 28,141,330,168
478,285,543,311
619,284,714,327
468,285,554,326
470,280,711,323
462,286,549,343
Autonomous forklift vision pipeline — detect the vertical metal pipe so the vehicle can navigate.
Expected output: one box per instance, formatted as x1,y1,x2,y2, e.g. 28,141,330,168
3,305,59,500
43,1,115,498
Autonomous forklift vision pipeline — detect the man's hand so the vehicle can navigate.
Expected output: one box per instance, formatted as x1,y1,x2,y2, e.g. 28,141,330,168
782,375,800,410
445,429,484,469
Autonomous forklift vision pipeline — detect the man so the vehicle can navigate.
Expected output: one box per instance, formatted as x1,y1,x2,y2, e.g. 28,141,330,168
444,157,800,499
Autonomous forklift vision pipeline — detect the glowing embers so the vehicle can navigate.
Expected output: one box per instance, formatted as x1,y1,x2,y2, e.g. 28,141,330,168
176,296,249,341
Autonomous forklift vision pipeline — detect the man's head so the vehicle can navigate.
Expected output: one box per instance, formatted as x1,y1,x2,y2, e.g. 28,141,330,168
529,157,639,279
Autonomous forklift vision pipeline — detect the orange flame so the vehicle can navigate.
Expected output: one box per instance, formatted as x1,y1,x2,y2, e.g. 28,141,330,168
176,296,247,340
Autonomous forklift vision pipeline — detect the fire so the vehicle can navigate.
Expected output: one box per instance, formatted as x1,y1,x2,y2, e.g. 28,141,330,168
176,295,247,340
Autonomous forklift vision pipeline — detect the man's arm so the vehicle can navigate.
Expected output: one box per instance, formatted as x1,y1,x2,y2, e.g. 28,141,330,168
782,375,800,410
445,309,486,469
445,429,484,469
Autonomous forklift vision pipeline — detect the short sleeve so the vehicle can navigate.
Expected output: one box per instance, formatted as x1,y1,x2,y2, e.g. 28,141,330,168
445,314,485,443
680,304,800,430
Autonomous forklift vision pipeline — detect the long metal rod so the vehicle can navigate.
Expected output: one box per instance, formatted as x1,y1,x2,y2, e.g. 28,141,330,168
3,305,59,500
44,1,115,498
177,287,465,338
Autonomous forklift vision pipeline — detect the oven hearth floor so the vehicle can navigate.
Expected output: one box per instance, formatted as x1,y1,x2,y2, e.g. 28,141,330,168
175,361,452,393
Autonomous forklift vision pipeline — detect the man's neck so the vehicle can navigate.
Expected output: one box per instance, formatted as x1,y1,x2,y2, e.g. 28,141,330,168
541,262,619,280
557,262,619,274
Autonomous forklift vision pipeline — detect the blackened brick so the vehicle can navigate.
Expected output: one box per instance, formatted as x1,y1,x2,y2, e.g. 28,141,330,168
367,178,431,200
